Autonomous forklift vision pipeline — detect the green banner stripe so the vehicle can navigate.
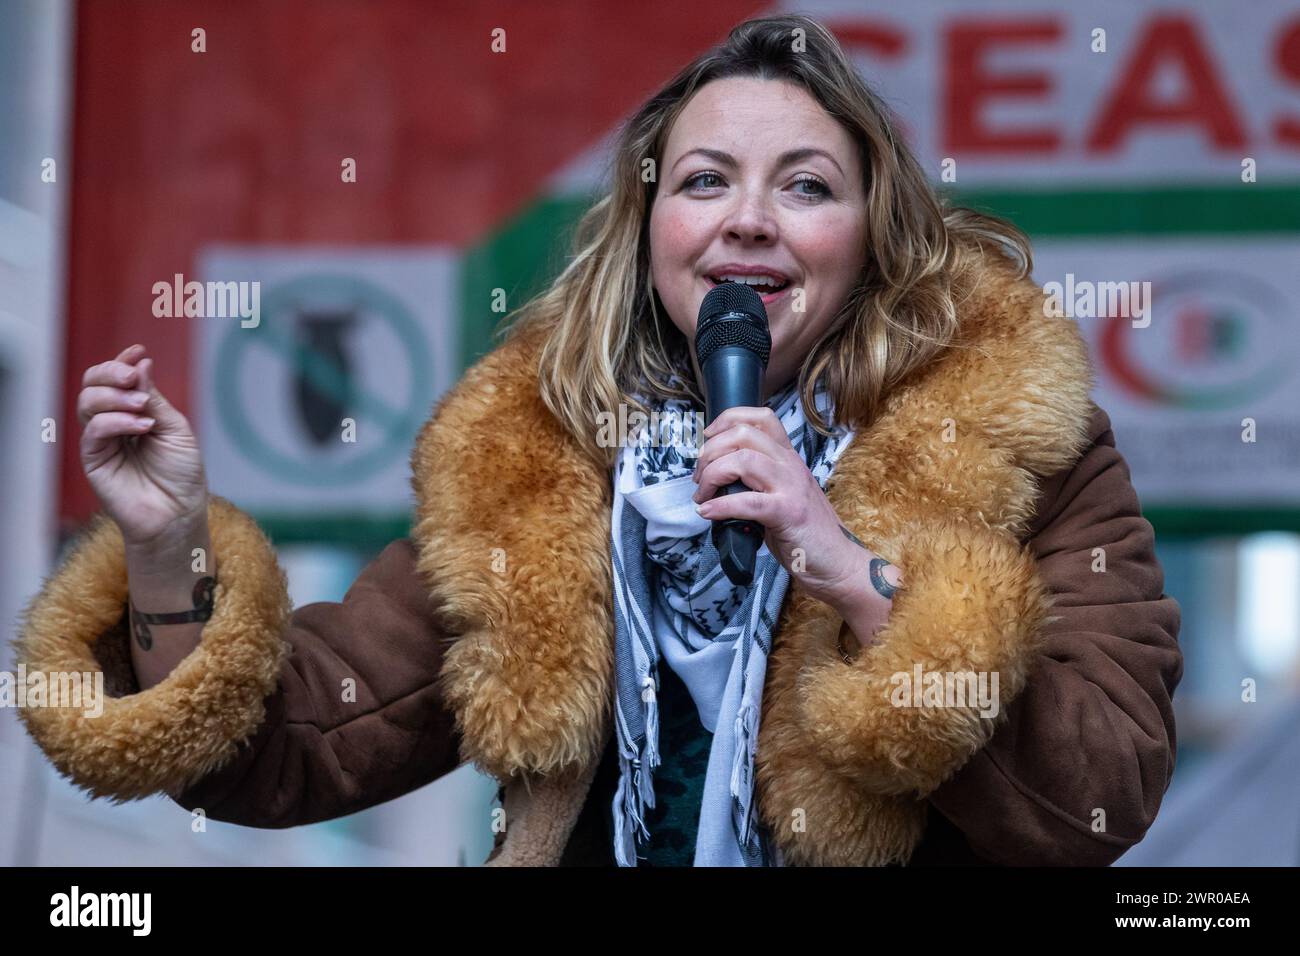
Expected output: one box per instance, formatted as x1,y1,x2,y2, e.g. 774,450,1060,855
460,196,592,369
944,183,1300,236
252,513,415,551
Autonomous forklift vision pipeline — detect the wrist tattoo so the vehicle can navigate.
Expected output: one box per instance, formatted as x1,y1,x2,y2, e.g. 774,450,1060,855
869,558,898,599
839,525,900,600
130,575,217,651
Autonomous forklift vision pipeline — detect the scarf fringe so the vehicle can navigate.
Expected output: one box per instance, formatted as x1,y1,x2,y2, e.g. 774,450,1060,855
642,675,660,769
612,673,661,867
729,699,760,846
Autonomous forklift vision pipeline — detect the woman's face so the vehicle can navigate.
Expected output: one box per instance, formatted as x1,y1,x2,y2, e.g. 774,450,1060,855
649,76,868,403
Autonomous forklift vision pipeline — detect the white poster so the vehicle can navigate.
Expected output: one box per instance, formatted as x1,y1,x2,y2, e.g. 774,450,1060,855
194,246,458,514
1031,238,1300,504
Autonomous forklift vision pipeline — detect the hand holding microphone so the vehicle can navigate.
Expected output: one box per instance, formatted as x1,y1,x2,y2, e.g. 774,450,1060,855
691,281,771,586
690,282,897,622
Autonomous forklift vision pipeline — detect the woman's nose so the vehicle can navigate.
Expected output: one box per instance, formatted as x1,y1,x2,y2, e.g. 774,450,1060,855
720,187,778,243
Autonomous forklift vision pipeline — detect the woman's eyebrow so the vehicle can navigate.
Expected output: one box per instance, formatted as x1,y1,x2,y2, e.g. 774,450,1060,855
671,147,844,177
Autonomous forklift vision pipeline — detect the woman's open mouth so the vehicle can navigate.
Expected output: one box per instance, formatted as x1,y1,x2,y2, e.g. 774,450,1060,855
705,275,793,306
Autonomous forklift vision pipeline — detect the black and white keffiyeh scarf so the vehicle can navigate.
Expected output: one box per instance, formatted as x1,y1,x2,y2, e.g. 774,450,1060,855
609,374,856,866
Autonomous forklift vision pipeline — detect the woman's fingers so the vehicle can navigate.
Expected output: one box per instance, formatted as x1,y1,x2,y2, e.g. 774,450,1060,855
77,348,189,438
81,410,156,453
81,343,147,389
132,356,188,434
78,385,151,426
702,406,790,447
694,489,771,522
692,421,798,484
82,357,143,390
694,446,783,503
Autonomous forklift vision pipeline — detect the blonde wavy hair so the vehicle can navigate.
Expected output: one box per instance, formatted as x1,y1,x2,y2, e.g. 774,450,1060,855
501,12,1033,470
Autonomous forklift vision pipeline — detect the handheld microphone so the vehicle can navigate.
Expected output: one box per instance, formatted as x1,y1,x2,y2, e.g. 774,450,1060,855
694,281,772,586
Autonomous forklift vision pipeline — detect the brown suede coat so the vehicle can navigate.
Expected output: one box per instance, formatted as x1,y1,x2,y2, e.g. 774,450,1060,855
15,246,1183,866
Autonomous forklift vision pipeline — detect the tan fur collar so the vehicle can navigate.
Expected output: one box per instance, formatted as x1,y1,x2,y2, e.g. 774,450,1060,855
410,247,1096,865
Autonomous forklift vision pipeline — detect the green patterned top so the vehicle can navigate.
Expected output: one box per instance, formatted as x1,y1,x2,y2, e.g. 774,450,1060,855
639,662,713,867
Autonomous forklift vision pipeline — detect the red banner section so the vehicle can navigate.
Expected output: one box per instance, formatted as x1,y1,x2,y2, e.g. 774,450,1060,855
62,0,764,526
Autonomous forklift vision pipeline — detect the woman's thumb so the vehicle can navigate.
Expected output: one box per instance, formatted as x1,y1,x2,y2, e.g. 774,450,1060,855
137,357,187,431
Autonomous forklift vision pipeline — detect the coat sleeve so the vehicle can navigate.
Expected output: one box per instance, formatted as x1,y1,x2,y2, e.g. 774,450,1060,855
925,403,1184,865
12,494,466,828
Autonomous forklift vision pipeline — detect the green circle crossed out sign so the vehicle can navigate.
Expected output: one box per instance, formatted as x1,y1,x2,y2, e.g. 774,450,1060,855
215,274,435,486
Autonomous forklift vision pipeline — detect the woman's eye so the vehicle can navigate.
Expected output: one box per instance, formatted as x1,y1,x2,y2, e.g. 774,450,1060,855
683,171,831,200
792,175,831,199
684,171,724,190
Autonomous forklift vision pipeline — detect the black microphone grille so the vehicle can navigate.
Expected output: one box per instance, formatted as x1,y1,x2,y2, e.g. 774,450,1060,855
699,280,767,326
696,317,772,367
695,281,772,367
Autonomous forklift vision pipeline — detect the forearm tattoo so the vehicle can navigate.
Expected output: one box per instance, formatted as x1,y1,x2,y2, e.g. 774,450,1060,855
130,575,217,651
839,524,868,550
839,525,899,599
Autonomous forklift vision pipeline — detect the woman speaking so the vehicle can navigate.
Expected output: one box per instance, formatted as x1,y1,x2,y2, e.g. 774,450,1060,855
15,14,1182,867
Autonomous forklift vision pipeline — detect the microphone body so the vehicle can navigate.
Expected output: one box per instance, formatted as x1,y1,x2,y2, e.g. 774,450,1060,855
694,283,772,586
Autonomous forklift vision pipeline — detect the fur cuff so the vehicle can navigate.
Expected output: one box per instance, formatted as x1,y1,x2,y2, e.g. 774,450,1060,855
12,495,291,802
798,515,1051,797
